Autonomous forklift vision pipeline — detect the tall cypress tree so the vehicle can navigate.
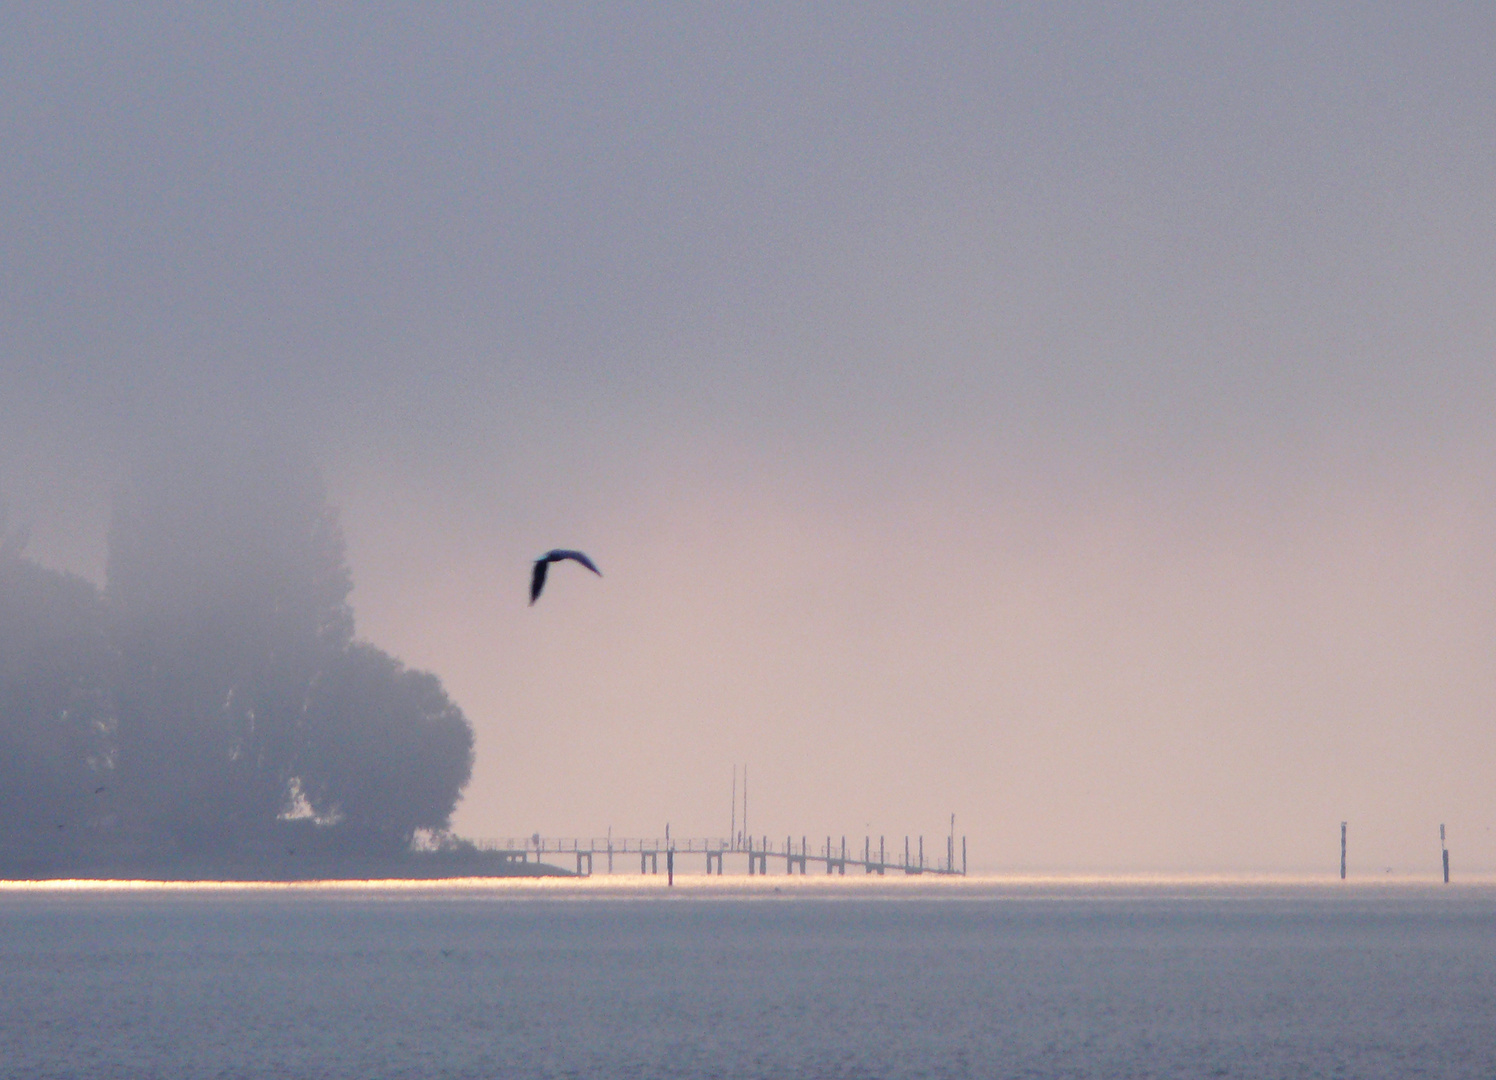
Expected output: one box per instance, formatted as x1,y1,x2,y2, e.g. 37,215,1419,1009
106,443,356,853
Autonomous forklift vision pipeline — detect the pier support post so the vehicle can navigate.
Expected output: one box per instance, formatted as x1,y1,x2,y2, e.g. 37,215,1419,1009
667,849,674,886
962,836,967,876
1341,821,1347,881
641,851,648,875
1442,824,1450,884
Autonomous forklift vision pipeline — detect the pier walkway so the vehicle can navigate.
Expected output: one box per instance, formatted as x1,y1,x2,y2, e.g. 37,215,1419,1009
471,834,967,877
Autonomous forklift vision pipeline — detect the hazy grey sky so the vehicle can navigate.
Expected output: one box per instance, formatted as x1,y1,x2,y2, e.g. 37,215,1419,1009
4,3,1494,872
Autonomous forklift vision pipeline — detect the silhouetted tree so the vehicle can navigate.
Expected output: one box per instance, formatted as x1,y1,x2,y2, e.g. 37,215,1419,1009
3,446,478,866
0,510,113,858
296,643,475,854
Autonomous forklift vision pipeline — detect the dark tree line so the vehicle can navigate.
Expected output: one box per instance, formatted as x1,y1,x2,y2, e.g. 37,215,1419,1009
0,454,474,864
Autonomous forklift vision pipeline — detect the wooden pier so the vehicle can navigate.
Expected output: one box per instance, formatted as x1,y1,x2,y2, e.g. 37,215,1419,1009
472,834,968,878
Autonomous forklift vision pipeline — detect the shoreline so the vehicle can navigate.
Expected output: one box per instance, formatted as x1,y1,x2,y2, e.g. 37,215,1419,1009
0,851,575,883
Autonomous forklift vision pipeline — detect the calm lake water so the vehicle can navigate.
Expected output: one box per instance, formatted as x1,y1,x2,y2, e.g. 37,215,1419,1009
2,877,1493,1079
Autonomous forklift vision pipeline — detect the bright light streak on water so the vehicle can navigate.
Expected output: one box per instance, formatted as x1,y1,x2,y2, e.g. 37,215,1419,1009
3,878,1494,1078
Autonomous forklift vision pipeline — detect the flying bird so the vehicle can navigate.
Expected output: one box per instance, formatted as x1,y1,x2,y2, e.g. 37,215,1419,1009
530,549,602,605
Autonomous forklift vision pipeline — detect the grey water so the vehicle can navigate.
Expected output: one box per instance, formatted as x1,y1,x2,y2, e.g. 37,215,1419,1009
2,880,1494,1079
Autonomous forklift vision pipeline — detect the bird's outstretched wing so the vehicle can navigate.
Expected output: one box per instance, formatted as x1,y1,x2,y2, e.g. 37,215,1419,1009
529,559,550,605
530,549,602,605
551,549,602,576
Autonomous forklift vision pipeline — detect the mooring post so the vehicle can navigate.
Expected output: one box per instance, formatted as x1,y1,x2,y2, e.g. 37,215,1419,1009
1441,824,1450,884
880,836,886,875
641,851,648,875
667,848,674,886
919,835,924,872
1340,821,1347,881
962,836,967,876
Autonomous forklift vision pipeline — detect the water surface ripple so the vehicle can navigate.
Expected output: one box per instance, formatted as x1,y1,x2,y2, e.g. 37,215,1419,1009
2,878,1493,1079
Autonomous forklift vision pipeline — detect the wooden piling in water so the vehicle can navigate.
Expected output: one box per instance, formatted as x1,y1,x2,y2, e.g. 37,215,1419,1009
1340,821,1347,880
1441,824,1449,884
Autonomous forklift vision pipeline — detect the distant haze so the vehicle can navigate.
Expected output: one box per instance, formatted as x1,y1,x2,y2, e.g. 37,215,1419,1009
3,5,1494,872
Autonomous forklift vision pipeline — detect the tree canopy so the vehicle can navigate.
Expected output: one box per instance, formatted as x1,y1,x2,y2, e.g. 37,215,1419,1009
0,452,475,865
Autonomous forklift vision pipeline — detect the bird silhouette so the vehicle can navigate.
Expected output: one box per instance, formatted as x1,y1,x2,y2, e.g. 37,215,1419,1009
530,549,602,605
